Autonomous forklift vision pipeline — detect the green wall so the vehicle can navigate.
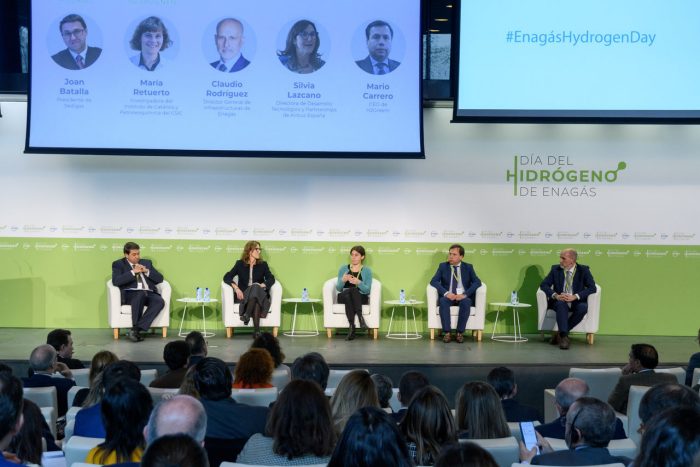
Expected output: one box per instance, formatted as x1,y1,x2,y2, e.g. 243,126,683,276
0,238,696,336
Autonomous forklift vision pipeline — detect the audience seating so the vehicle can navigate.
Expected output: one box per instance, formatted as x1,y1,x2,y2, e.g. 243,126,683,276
463,437,519,467
140,368,158,387
693,367,700,387
271,367,290,391
63,435,103,467
322,278,382,340
66,406,81,423
64,418,75,442
389,387,401,412
147,387,179,405
426,283,487,341
545,437,637,459
625,385,650,446
107,279,171,340
656,366,685,385
231,387,278,407
68,385,87,408
71,368,91,388
511,464,625,467
23,386,58,422
537,284,601,344
40,406,56,438
327,368,368,389
568,367,622,403
221,464,327,467
221,280,283,338
543,388,557,423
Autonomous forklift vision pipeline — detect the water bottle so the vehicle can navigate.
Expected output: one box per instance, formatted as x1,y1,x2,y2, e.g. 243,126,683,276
510,290,518,305
399,289,406,304
196,287,202,301
301,287,309,302
203,287,210,302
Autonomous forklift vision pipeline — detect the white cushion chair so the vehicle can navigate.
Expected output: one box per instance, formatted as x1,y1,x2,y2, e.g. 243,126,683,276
426,283,487,341
231,387,278,407
147,387,179,405
71,368,91,388
63,435,104,467
221,280,282,338
68,385,88,408
545,437,637,459
568,367,622,403
40,406,56,438
693,367,700,387
326,368,369,390
463,437,519,467
543,388,558,423
322,278,381,340
512,464,624,467
66,406,81,423
271,367,291,391
626,385,651,446
537,284,601,344
389,387,401,412
64,418,75,442
107,279,171,340
656,367,685,385
23,386,58,422
221,464,326,467
140,369,158,387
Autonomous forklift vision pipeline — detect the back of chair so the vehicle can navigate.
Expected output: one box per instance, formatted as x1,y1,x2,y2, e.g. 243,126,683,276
71,368,91,388
148,387,179,405
327,368,369,389
271,368,290,391
626,385,650,446
568,367,622,402
40,406,56,438
23,386,58,415
140,369,158,387
68,385,88,408
463,437,519,467
655,367,685,385
231,387,278,407
511,464,624,467
63,435,104,467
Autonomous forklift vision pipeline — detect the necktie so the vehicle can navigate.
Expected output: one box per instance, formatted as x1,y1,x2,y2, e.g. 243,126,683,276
133,265,147,290
564,270,573,294
75,55,85,69
375,63,387,75
218,63,227,72
451,266,459,293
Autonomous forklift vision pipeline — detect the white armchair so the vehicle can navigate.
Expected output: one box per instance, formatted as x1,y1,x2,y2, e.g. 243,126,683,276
426,283,487,341
537,284,601,344
322,278,381,339
107,279,170,340
221,280,282,338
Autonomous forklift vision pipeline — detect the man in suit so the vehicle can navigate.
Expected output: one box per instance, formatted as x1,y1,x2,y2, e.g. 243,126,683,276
149,341,190,389
488,366,541,423
112,241,165,343
540,248,596,350
355,20,401,75
46,328,84,369
430,244,482,343
522,397,631,466
608,343,678,413
210,18,250,73
51,14,102,70
22,345,76,417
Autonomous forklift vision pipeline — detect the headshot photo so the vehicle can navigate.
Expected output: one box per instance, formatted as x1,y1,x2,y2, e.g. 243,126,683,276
129,16,172,71
211,18,250,73
356,20,401,75
277,19,326,74
51,14,102,70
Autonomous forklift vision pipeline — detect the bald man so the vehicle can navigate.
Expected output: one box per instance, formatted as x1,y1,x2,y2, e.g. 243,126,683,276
210,18,250,72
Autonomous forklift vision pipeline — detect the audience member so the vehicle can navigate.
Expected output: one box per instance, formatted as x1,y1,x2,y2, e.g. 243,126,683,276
252,332,291,379
634,406,700,467
150,340,190,389
47,328,84,369
608,343,677,413
330,370,379,434
434,442,498,467
400,385,457,465
371,373,394,413
455,381,510,439
291,352,329,390
393,370,430,423
73,350,119,407
185,331,208,368
237,380,336,465
233,348,274,389
637,382,700,435
327,406,412,467
178,366,200,399
0,372,25,467
686,328,700,386
537,377,626,440
7,399,49,464
140,433,209,467
85,379,153,465
521,397,631,466
22,344,75,417
487,366,541,422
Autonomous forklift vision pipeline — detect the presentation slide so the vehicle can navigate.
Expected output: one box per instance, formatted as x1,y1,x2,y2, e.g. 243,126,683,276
455,0,700,122
27,0,422,157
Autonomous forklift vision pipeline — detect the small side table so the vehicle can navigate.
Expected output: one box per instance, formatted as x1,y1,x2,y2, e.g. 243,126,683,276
490,302,531,343
385,300,423,340
283,298,320,337
177,298,218,338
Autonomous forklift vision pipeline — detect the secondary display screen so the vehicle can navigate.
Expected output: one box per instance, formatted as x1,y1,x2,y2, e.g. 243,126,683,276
27,0,423,157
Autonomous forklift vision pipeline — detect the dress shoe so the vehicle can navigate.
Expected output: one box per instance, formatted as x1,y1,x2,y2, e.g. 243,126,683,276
559,336,571,350
455,333,464,344
346,326,356,341
127,329,141,343
357,315,368,330
549,334,560,345
443,333,452,343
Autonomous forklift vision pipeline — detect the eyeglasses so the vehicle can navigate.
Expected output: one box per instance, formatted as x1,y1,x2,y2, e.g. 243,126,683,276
297,31,317,39
62,28,85,38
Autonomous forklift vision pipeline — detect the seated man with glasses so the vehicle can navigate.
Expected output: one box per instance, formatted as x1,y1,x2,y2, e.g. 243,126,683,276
51,13,102,70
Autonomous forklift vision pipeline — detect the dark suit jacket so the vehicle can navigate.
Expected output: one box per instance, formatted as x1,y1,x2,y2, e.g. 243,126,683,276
536,416,627,440
223,260,275,292
51,46,102,70
501,399,542,423
430,261,481,300
532,446,630,465
607,370,678,413
57,355,84,370
112,257,164,304
201,397,268,439
210,55,250,72
22,373,76,417
540,263,596,304
149,367,188,389
355,55,400,74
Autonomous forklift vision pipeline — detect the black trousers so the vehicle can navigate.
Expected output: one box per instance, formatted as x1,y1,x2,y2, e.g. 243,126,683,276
337,287,369,327
124,289,164,331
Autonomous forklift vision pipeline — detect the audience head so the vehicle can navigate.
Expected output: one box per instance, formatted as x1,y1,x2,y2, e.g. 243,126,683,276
635,406,700,467
28,344,56,372
163,340,190,371
0,364,12,375
97,378,153,464
398,370,430,408
400,385,457,465
46,328,75,359
102,360,141,387
233,348,274,387
0,372,23,450
434,442,499,467
638,383,700,431
371,373,394,410
7,398,42,465
251,332,286,368
565,397,616,448
266,379,336,459
146,395,207,444
331,370,379,434
554,377,589,416
141,433,209,467
193,357,232,401
455,381,510,439
291,352,329,390
629,343,660,370
88,350,119,386
487,366,517,399
178,366,200,399
328,406,412,467
185,331,208,358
